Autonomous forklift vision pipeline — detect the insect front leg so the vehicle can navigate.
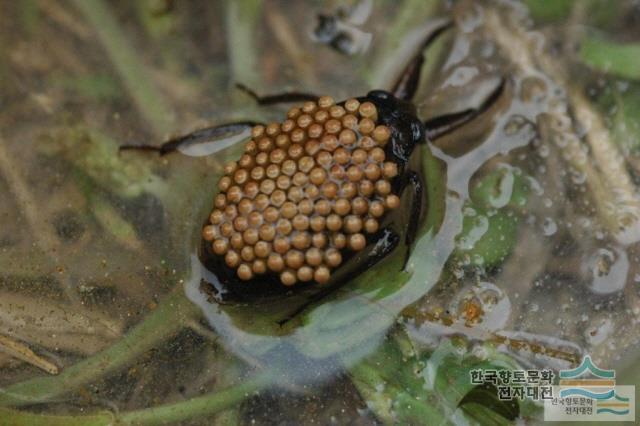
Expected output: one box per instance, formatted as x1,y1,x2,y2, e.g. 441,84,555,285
119,121,260,156
424,78,506,141
391,18,451,102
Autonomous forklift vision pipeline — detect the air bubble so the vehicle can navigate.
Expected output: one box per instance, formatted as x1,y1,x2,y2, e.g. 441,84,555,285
542,217,557,236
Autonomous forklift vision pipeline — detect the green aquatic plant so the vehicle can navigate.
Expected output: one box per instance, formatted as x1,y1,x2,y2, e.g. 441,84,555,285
41,127,166,199
350,330,537,424
0,373,268,425
70,0,175,135
580,34,640,81
454,165,529,267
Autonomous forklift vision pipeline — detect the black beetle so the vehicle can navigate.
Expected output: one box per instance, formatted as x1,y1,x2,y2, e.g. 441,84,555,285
121,20,504,306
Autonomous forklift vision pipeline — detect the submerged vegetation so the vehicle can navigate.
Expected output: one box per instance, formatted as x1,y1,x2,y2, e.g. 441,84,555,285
0,0,639,424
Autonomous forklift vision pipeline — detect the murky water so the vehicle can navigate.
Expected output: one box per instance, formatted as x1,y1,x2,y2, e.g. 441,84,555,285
1,0,639,424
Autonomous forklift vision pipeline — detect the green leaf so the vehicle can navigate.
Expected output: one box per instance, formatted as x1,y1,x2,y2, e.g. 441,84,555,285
580,35,640,80
460,386,519,423
525,0,621,27
349,329,532,424
455,165,528,267
349,331,448,424
471,165,529,210
459,401,515,426
611,86,640,152
523,0,573,22
456,211,519,267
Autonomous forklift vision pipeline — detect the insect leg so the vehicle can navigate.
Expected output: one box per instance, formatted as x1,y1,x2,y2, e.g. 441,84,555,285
391,19,451,101
235,83,320,105
119,121,260,156
424,78,506,141
277,228,400,326
401,170,424,270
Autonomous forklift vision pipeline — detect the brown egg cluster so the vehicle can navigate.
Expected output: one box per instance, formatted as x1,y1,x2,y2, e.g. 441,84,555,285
202,96,400,286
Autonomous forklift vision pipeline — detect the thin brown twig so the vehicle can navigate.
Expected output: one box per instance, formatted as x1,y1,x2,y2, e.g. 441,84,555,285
0,335,59,375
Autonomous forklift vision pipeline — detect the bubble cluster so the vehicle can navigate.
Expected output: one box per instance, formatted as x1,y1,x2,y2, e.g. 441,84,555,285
202,96,400,286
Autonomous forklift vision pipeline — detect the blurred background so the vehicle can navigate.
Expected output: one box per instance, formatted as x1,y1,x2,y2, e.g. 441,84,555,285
1,0,640,424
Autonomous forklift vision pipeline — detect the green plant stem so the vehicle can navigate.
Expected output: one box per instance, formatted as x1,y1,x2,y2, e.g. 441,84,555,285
71,0,174,135
349,362,449,424
0,410,110,426
120,374,267,425
225,0,262,106
0,373,269,426
0,289,197,407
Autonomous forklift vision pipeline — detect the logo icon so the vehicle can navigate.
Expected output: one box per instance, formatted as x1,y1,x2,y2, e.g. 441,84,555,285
544,355,635,421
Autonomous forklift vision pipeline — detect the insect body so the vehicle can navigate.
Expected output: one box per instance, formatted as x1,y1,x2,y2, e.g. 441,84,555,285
121,20,504,304
200,91,426,297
